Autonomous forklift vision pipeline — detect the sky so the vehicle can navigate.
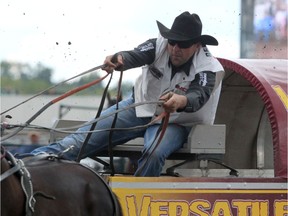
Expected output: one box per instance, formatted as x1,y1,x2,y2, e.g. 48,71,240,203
0,0,241,85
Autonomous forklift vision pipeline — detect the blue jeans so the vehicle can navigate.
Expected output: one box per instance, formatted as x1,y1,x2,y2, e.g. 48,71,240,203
31,95,190,176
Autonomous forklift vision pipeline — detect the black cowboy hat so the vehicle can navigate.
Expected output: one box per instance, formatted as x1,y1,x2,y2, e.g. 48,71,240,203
157,11,218,45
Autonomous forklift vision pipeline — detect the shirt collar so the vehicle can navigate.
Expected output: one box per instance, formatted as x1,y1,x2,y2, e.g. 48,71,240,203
168,56,193,76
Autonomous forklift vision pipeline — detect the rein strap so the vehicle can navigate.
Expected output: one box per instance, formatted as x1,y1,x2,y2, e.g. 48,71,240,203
1,151,36,215
0,163,21,182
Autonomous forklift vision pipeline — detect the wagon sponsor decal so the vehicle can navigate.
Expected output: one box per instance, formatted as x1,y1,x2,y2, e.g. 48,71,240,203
110,178,288,216
272,85,288,111
114,191,287,216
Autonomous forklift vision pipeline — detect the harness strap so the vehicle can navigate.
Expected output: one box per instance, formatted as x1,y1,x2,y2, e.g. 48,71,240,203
108,71,124,176
18,159,36,216
76,73,113,162
1,151,36,215
0,163,21,182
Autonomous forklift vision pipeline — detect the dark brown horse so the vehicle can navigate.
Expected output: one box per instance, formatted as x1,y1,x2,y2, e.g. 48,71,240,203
0,146,122,216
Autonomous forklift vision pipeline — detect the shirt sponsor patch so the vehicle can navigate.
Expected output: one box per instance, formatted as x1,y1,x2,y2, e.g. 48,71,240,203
175,84,188,93
199,72,208,86
138,42,154,52
149,66,163,79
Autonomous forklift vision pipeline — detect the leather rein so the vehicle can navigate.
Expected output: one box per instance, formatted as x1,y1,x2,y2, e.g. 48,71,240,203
1,65,170,176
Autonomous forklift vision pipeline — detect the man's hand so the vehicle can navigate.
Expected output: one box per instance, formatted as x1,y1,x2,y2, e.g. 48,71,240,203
160,92,187,113
102,54,124,73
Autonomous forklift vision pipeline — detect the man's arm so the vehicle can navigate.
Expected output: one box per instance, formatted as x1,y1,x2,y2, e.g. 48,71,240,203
113,38,157,70
182,71,216,112
161,71,216,114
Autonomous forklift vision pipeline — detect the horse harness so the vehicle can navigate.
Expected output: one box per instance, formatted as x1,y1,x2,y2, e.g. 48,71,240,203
1,146,36,216
1,147,121,216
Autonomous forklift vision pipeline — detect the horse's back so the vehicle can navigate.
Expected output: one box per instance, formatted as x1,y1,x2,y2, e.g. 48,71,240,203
24,156,120,216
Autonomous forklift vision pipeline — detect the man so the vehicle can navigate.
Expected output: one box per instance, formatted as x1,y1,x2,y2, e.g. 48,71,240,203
11,131,41,154
32,11,224,176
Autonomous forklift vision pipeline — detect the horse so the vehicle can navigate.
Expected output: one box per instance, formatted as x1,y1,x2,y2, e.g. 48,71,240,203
0,146,123,216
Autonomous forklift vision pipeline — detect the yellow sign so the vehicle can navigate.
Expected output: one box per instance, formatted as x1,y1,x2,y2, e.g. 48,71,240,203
110,177,288,216
115,192,288,216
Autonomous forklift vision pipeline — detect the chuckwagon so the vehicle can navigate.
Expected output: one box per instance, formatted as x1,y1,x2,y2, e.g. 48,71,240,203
1,58,287,216
50,58,288,216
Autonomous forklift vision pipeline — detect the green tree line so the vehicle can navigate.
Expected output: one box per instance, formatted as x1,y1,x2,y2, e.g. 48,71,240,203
0,61,133,96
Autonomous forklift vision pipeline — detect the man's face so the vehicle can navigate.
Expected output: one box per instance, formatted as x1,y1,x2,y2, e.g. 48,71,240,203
167,41,200,67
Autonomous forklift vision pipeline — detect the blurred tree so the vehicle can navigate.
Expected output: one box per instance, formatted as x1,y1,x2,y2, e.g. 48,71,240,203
0,61,133,96
1,61,13,78
1,61,54,94
34,63,53,84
